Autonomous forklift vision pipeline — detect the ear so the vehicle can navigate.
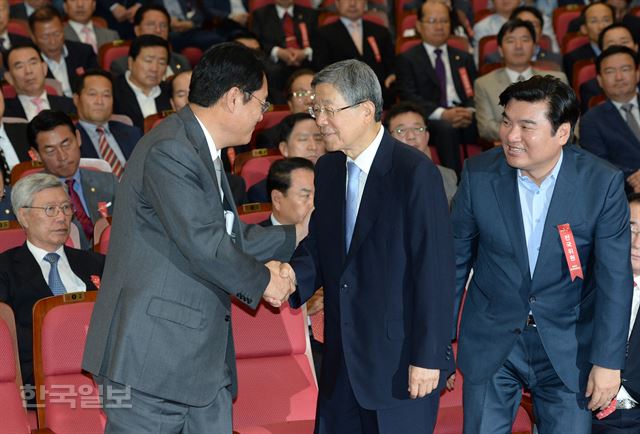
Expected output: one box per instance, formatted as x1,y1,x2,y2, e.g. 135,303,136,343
16,207,28,230
362,100,375,123
556,122,571,145
580,24,587,36
271,189,284,209
596,74,603,89
30,146,42,163
75,129,82,148
127,56,133,72
278,141,289,157
222,87,242,113
424,130,431,147
4,70,14,87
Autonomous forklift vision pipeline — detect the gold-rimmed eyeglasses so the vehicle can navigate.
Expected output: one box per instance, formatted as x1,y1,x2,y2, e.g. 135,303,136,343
308,101,366,119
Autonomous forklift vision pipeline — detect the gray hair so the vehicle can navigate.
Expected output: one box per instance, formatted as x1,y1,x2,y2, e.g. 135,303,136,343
12,173,67,214
312,59,383,122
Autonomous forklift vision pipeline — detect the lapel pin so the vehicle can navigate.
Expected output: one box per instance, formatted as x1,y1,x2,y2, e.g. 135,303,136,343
455,55,460,60
90,187,96,192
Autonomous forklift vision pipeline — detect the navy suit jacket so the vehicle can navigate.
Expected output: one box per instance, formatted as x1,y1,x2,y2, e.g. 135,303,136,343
289,130,456,409
452,145,633,393
580,99,640,190
77,120,143,161
4,95,76,119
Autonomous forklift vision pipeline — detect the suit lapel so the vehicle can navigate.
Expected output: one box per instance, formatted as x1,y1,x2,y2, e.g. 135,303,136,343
603,100,640,145
14,243,53,297
449,49,468,103
269,6,286,46
418,45,439,90
327,153,347,265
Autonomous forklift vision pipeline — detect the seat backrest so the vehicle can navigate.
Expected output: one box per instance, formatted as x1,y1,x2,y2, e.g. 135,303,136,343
93,217,112,254
588,93,606,108
98,40,131,71
233,148,284,189
396,37,421,54
562,32,588,55
399,12,417,34
0,221,26,253
143,111,174,133
32,292,105,433
7,19,28,37
572,60,596,96
478,35,498,68
553,5,583,47
472,0,489,14
238,203,272,225
80,158,113,173
251,109,291,145
180,47,203,68
10,160,45,186
447,35,470,53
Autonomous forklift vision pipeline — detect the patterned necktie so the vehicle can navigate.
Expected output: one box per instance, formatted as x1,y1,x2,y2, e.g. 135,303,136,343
516,74,525,82
96,127,124,178
434,48,447,107
31,97,45,114
81,26,97,53
43,253,66,296
65,179,94,240
348,21,363,55
622,103,640,142
0,146,11,186
345,161,361,253
213,156,224,203
282,12,299,49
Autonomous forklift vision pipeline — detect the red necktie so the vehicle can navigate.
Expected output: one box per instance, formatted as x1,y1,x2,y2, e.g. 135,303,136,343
282,12,299,49
65,179,94,240
96,127,124,178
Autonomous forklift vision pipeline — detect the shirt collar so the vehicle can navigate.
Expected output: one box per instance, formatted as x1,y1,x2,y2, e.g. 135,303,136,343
27,239,65,258
270,214,283,226
275,4,294,18
611,93,639,110
125,70,162,99
517,147,564,187
504,66,533,83
18,90,47,104
68,20,94,35
347,124,384,174
79,119,110,135
340,17,363,29
41,44,69,63
422,42,448,58
194,113,221,162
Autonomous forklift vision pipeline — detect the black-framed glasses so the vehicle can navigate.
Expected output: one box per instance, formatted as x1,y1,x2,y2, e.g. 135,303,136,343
22,203,75,217
392,126,428,136
308,101,366,119
245,92,272,113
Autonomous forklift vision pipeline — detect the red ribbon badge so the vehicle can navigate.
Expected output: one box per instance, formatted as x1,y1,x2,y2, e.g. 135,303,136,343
90,275,101,289
458,67,473,98
557,223,584,281
75,66,85,76
299,22,310,49
367,36,382,63
97,201,109,219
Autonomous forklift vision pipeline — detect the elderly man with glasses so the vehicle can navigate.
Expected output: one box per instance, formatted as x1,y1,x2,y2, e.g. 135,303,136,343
0,172,105,406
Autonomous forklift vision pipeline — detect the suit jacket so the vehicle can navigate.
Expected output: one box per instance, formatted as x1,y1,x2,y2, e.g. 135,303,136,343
289,130,456,409
109,51,192,78
63,23,119,50
313,20,395,96
0,244,105,387
623,294,640,401
475,68,568,141
562,43,596,86
396,43,477,118
579,78,602,114
0,185,15,221
259,216,273,227
251,4,319,57
247,178,268,204
4,94,77,119
77,120,142,161
4,121,29,162
112,75,173,131
45,41,99,92
452,145,632,393
9,3,28,20
580,98,640,191
82,106,296,406
437,164,457,206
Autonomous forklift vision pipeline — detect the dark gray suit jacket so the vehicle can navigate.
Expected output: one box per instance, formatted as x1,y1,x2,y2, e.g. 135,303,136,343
82,106,296,406
63,23,120,50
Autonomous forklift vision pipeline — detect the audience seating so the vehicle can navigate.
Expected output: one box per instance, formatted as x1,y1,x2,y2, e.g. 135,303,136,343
2,81,63,99
143,111,174,133
98,40,131,71
233,148,283,190
180,47,203,68
80,158,113,174
472,0,489,15
238,203,272,225
10,161,45,185
248,0,312,11
572,59,596,97
318,11,388,27
561,32,588,55
473,8,493,24
478,35,498,69
93,216,112,254
109,114,134,127
396,37,421,54
32,292,105,434
250,107,291,145
532,59,562,72
7,19,29,37
232,300,317,434
552,5,584,47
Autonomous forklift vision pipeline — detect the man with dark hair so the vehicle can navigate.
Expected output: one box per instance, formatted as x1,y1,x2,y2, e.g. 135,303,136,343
288,58,455,434
110,4,191,78
396,0,477,174
472,0,520,56
73,69,143,171
169,69,191,111
93,0,140,40
262,157,314,227
0,0,31,61
0,90,30,182
9,0,47,20
580,46,640,194
383,101,457,204
3,43,76,120
63,0,119,54
29,5,98,98
83,42,306,432
453,75,632,433
475,20,567,142
28,109,118,249
112,34,172,130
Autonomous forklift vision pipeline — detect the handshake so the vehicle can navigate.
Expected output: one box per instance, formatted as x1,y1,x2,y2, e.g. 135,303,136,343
263,261,297,308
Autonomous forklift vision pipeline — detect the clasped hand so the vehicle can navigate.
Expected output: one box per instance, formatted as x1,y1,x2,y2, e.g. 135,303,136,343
263,261,296,307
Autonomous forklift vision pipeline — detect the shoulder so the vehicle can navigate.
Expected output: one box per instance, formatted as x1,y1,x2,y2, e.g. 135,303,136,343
448,46,472,61
64,246,105,268
581,101,611,122
65,39,93,54
464,146,508,174
80,168,118,185
363,20,390,35
399,43,424,60
318,21,341,35
0,245,23,267
565,144,623,181
475,68,501,85
253,4,274,16
109,120,142,136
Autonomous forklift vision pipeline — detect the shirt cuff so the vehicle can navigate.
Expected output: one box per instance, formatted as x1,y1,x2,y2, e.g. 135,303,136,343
429,107,445,120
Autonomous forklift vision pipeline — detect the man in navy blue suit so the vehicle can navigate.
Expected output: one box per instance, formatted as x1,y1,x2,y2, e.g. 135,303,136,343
580,46,640,194
287,59,456,434
453,75,633,433
73,69,142,165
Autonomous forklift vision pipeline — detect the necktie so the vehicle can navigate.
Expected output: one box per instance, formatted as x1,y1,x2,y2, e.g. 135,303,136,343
622,103,640,142
434,48,447,107
213,156,224,203
345,161,361,253
80,26,97,53
348,21,363,55
96,127,124,178
31,97,44,114
282,12,299,49
516,74,525,82
0,147,11,186
65,179,94,240
43,253,66,296
0,37,6,51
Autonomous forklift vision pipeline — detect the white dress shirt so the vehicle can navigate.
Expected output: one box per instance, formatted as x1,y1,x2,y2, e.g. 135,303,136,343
17,91,51,121
345,125,384,217
505,66,534,84
0,31,10,50
125,71,161,119
26,241,87,293
270,4,313,62
422,43,463,120
42,45,72,97
0,123,21,169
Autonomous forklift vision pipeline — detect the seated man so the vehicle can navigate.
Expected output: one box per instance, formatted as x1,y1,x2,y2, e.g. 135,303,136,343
0,0,30,60
248,112,326,203
63,0,119,54
472,0,520,62
74,69,143,176
0,172,104,401
384,101,457,205
112,34,172,130
170,69,191,111
475,20,567,142
580,46,640,194
29,5,99,98
0,90,30,183
28,110,118,249
3,44,76,120
9,0,46,20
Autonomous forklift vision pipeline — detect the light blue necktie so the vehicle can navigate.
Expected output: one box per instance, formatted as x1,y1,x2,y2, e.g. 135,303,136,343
44,253,66,296
345,161,361,253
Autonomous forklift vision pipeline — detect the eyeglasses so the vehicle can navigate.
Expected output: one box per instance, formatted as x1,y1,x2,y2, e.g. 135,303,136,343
308,101,366,119
245,92,272,113
421,18,450,25
392,126,427,136
291,90,313,99
22,203,75,217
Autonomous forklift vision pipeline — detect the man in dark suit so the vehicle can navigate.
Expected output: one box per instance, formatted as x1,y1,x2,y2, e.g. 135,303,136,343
580,46,640,195
396,0,477,174
452,75,632,433
313,0,395,108
29,6,99,98
288,59,455,434
0,0,31,64
0,91,30,182
112,34,172,131
83,43,303,432
9,0,46,20
28,110,118,249
94,0,139,40
567,0,640,36
0,172,104,398
592,192,640,433
74,69,142,172
63,0,119,54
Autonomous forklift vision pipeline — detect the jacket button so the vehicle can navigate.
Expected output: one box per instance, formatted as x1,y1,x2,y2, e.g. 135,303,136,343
529,296,536,303
342,284,348,290
224,315,230,322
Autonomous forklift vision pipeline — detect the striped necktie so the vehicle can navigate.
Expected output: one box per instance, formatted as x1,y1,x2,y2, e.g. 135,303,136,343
96,126,124,178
